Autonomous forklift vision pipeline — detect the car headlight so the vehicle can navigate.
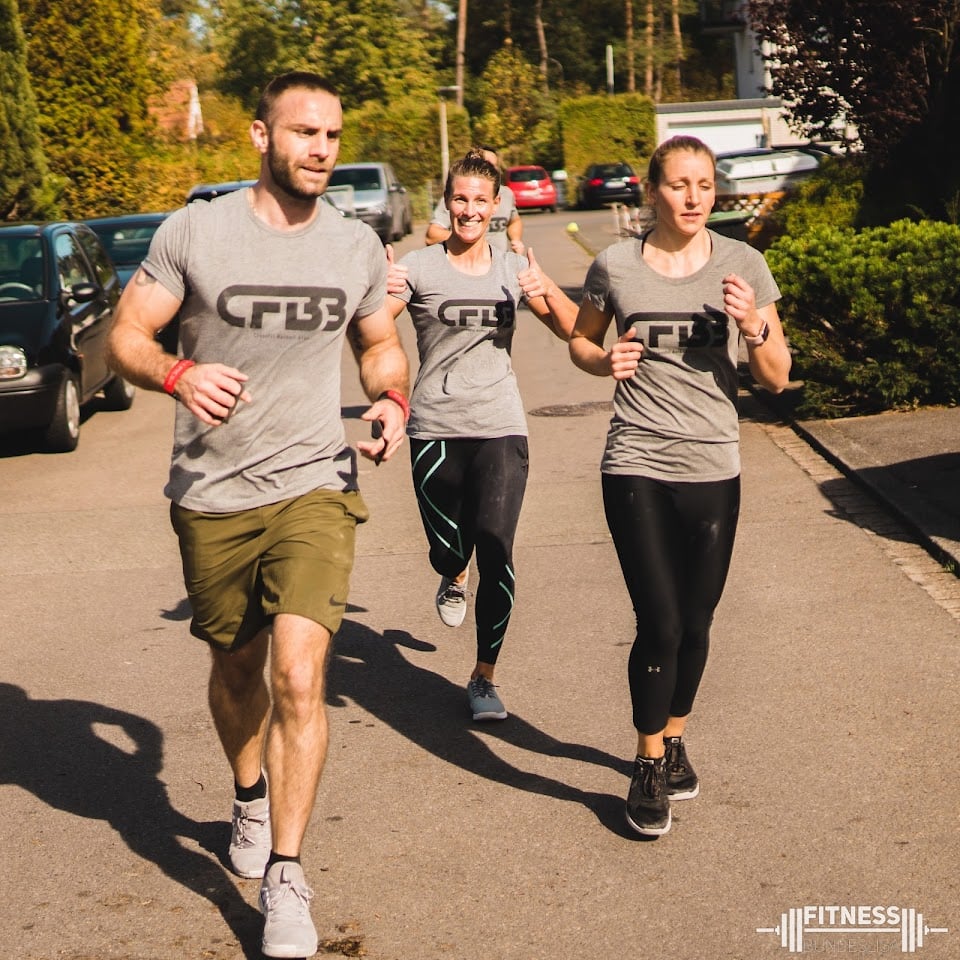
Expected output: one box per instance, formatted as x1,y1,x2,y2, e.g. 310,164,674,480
0,346,27,380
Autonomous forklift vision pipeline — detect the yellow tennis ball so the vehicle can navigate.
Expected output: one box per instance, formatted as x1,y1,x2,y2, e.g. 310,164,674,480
566,221,579,234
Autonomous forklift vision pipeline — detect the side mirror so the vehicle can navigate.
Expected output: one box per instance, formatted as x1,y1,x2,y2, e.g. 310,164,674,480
67,282,99,304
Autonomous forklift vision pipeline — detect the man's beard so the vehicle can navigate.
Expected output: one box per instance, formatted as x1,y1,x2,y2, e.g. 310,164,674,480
267,142,326,202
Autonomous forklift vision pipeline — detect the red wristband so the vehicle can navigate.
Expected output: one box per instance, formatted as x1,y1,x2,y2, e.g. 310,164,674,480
162,359,195,396
379,389,410,422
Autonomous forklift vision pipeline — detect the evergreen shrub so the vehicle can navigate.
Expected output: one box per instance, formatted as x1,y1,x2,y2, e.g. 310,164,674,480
765,219,960,417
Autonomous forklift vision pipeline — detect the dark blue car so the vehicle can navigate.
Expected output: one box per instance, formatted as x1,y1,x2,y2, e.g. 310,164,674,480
85,212,169,287
0,222,135,452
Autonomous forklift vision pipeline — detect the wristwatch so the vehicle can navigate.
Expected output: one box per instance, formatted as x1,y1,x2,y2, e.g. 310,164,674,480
743,320,770,347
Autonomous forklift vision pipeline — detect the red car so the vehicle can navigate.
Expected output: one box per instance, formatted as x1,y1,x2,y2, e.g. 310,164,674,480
504,166,558,212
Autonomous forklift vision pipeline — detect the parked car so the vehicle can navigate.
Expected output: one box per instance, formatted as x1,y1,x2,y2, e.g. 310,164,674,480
85,212,181,353
187,179,258,202
0,222,134,452
326,162,412,243
186,179,352,218
576,162,641,209
504,166,558,213
85,213,169,286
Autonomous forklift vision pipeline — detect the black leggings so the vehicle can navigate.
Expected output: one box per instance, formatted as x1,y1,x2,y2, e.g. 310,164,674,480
602,472,740,735
410,436,529,665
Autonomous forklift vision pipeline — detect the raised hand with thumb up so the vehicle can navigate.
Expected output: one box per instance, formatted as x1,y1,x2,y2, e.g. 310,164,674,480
517,248,553,301
384,242,409,296
516,247,578,340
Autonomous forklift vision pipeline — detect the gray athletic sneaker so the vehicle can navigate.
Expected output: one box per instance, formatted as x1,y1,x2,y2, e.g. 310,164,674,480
467,675,508,721
228,796,271,879
259,861,319,959
436,571,468,627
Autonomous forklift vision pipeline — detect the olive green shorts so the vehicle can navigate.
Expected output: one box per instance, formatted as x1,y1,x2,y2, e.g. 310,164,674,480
170,488,369,651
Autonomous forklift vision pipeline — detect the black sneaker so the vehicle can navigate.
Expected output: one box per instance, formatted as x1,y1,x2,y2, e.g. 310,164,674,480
625,755,671,836
664,735,700,800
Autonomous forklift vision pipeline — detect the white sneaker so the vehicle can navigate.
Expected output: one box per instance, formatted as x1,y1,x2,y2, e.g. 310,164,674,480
435,570,468,627
259,861,318,958
228,795,271,879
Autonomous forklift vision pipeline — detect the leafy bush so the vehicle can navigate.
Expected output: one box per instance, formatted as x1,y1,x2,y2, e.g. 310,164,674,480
765,219,960,417
766,155,866,239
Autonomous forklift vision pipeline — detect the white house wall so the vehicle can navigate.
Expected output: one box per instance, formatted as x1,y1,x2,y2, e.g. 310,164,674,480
655,99,803,153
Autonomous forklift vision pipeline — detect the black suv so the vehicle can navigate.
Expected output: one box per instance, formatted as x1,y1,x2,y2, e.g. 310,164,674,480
0,222,134,452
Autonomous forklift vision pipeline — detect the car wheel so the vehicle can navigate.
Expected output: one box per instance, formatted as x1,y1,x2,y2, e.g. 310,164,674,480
102,374,136,411
546,205,557,214
43,375,81,452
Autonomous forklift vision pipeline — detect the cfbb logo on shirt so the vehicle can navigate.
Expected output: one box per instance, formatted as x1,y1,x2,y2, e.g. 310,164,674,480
438,299,516,328
217,285,348,332
627,309,728,350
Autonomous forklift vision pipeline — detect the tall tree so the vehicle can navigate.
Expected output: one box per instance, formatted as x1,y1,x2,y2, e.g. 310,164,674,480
670,0,682,95
473,42,544,150
300,0,441,110
209,0,442,112
748,0,960,156
644,0,654,95
749,0,960,220
19,0,164,214
456,0,467,106
211,0,299,108
0,0,54,219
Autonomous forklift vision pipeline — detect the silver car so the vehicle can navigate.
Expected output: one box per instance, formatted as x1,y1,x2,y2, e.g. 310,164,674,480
327,162,413,243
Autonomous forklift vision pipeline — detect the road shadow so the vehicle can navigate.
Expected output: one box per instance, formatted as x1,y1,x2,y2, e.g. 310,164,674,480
820,453,960,572
0,683,264,958
0,407,98,459
328,620,640,839
822,453,960,549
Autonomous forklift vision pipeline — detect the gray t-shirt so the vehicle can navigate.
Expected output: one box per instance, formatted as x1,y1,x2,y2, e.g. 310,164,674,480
583,229,780,481
144,188,387,511
393,243,529,439
430,186,518,251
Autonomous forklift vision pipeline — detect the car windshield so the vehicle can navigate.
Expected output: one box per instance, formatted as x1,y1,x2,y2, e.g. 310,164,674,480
593,164,633,178
329,169,383,191
0,237,44,302
91,225,160,268
510,169,547,183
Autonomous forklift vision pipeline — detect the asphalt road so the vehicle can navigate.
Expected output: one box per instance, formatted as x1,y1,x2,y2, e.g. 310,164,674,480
2,208,957,960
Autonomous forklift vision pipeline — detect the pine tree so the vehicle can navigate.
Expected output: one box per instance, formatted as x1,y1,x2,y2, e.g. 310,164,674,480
0,0,55,219
19,0,164,215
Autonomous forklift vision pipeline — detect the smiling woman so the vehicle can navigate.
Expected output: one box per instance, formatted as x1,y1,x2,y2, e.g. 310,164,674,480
383,147,578,724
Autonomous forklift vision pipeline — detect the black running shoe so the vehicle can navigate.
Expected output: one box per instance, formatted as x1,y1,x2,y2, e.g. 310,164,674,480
664,735,700,800
625,755,671,836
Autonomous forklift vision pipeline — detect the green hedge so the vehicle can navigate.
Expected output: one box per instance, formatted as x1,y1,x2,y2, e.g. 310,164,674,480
558,93,656,180
765,219,960,417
